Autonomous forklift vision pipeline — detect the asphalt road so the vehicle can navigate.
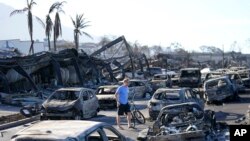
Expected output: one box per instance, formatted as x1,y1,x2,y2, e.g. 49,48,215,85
1,93,250,141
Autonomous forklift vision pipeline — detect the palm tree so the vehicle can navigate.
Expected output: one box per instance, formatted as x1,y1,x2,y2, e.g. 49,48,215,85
49,1,66,51
10,0,37,54
71,14,92,50
45,14,53,51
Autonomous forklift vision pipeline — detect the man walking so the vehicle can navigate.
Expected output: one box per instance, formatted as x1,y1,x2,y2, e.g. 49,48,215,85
115,78,132,130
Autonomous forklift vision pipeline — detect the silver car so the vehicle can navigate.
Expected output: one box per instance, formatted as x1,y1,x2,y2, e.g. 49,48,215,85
41,87,100,120
11,120,132,141
148,88,204,120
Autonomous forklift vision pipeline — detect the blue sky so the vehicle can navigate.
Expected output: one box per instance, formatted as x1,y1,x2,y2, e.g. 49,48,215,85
0,0,250,52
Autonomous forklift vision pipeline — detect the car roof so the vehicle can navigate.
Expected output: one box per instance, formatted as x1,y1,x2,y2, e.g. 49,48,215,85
98,85,119,89
205,76,229,83
155,88,184,93
154,74,169,76
180,68,200,71
57,87,92,91
13,120,108,140
160,102,202,112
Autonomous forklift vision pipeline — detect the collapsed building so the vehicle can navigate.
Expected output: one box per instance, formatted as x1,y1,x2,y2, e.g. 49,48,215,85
0,36,150,105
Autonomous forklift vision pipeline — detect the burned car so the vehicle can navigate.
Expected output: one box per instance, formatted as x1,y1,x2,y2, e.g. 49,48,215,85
11,120,132,141
148,88,204,120
96,85,119,109
171,73,180,86
150,74,172,92
237,69,250,88
224,71,245,93
41,87,100,120
179,68,201,88
138,102,216,141
203,76,236,103
119,79,152,99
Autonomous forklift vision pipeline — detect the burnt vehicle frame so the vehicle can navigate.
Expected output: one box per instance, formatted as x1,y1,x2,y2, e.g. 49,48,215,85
203,76,237,103
237,69,250,88
11,120,132,141
150,74,172,92
148,88,204,120
179,68,201,88
96,85,119,109
138,102,216,141
40,87,100,120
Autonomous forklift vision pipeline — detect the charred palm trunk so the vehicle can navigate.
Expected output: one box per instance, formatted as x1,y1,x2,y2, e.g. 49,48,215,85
53,29,57,51
47,34,51,51
74,32,78,50
28,11,34,54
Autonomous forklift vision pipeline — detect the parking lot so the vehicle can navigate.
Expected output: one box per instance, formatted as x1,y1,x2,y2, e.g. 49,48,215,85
1,91,250,141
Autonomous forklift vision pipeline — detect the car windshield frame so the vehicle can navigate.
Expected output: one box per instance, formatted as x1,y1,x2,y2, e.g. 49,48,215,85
49,90,80,101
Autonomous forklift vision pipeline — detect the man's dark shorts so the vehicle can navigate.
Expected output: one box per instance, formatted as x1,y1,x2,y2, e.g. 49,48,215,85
118,103,131,115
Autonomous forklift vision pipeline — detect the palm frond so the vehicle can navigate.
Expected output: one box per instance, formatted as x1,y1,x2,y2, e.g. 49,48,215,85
54,12,62,39
45,15,53,37
81,31,93,39
35,16,45,29
10,8,28,16
49,2,60,13
70,16,76,27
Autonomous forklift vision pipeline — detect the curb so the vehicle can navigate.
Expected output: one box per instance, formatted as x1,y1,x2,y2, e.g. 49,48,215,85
0,115,40,131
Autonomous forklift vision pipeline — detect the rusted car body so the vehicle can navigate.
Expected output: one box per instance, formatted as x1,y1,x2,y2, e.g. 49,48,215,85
179,68,201,88
171,73,180,86
96,85,119,109
237,69,250,88
150,74,172,92
138,102,216,141
41,87,100,120
203,76,235,103
11,120,132,141
120,79,152,99
148,88,204,120
224,72,245,92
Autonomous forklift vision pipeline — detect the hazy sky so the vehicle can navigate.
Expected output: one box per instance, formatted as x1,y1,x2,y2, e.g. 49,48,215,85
1,0,250,52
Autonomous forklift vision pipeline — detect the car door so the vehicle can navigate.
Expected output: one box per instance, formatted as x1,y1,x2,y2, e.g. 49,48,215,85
81,90,92,118
218,79,234,98
87,90,99,116
188,89,204,109
184,89,198,103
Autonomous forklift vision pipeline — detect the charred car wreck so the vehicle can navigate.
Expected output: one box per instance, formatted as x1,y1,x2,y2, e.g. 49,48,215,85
40,87,100,120
203,76,237,103
138,102,216,141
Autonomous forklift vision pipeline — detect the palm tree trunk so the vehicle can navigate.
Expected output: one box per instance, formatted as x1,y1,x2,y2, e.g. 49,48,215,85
74,32,77,50
29,38,34,54
54,31,57,51
76,33,79,50
47,35,51,51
